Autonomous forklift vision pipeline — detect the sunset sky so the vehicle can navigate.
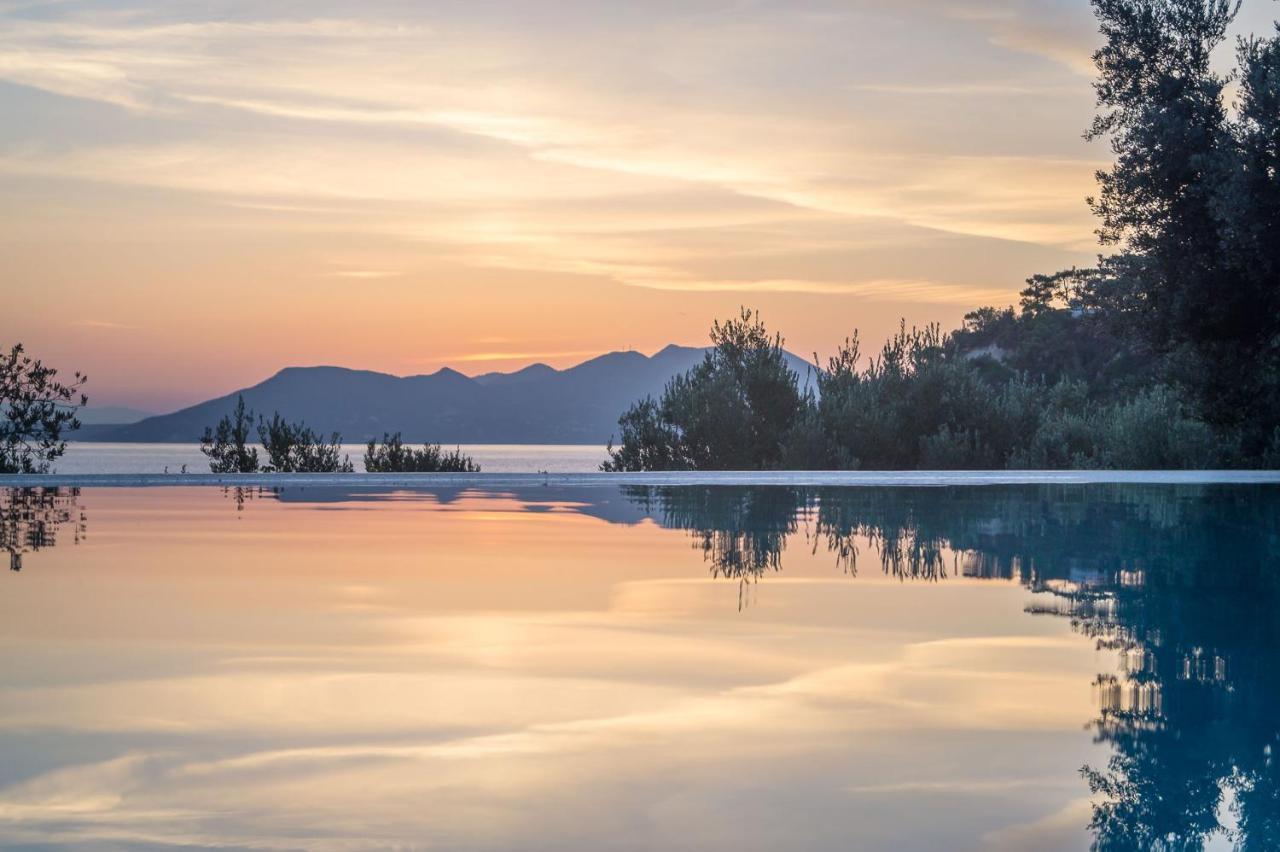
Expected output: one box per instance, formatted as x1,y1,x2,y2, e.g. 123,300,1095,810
4,0,1274,411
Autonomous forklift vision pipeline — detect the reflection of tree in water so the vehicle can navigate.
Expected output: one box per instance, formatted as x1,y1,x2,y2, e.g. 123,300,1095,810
626,483,1280,850
1,487,85,571
629,484,1209,582
624,486,806,609
221,485,276,512
1043,491,1280,851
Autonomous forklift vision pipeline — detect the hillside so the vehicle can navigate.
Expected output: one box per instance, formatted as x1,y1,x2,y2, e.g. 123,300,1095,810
80,346,818,444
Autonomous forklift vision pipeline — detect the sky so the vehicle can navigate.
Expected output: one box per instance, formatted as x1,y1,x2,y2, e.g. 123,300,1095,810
2,0,1276,412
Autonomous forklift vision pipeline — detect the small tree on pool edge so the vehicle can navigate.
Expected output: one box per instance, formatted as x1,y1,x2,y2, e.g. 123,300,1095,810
0,344,88,474
199,395,260,473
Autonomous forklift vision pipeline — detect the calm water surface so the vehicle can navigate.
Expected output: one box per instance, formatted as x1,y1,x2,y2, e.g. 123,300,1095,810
56,442,611,474
2,484,1277,850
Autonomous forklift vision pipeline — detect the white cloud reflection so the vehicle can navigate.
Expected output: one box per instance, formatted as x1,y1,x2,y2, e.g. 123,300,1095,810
0,489,1113,849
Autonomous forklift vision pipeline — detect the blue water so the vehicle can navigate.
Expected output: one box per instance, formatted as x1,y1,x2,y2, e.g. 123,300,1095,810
2,483,1276,850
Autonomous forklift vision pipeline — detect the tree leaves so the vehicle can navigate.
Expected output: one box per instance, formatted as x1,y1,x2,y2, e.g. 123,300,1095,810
0,343,87,474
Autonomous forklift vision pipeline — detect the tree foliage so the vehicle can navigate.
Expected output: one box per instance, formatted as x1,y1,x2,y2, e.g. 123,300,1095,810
0,344,87,474
605,304,1232,470
622,483,1280,847
1086,0,1280,447
364,433,479,472
199,395,260,473
199,398,353,473
605,1,1280,471
257,413,353,473
603,308,805,471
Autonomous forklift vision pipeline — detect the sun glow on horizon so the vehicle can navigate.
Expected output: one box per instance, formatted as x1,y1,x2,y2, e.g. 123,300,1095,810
4,1,1273,409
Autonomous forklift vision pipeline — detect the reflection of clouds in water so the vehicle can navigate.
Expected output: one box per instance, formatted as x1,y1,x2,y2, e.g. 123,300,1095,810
2,484,1278,849
0,634,1098,849
979,797,1094,852
0,571,1100,846
0,754,150,819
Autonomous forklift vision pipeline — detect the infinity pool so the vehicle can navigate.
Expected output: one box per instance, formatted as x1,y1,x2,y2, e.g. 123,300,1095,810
2,484,1276,850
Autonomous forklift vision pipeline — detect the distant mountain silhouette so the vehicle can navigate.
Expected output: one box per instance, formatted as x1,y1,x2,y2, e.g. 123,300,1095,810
75,405,154,425
77,346,819,444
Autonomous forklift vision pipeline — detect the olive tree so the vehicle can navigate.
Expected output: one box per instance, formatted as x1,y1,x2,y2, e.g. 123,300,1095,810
0,344,87,474
199,395,260,473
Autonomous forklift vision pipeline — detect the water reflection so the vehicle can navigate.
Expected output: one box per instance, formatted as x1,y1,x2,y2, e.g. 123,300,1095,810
625,486,804,609
195,482,1280,848
3,482,1278,849
228,478,1280,848
0,487,84,571
223,484,275,512
626,484,1280,850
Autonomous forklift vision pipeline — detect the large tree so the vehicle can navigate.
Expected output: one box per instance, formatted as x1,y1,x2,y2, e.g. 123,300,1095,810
0,344,87,474
1219,18,1280,442
1086,0,1280,445
1088,0,1237,340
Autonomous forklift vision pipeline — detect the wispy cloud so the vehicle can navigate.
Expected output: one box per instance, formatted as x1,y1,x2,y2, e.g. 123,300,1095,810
72,319,135,330
323,270,401,280
446,349,603,363
617,276,1014,305
851,81,1079,96
0,4,1102,249
942,1,1099,76
0,0,1113,398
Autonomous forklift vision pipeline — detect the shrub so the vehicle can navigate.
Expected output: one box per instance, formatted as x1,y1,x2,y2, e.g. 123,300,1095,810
1012,384,1223,469
1092,386,1223,470
199,395,260,473
364,433,479,472
257,413,353,473
606,311,1236,471
1263,428,1280,470
602,398,689,472
814,323,1031,469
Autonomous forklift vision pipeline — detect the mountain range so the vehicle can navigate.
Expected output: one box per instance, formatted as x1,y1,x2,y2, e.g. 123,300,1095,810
76,345,819,444
75,405,155,425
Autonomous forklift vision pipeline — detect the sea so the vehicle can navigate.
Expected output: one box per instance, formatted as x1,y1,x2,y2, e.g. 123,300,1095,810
55,442,610,474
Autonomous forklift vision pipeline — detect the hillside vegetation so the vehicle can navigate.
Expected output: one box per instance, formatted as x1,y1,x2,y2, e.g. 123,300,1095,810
605,0,1280,471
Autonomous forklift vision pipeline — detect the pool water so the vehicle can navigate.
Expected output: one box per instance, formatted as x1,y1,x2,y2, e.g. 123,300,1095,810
2,484,1277,850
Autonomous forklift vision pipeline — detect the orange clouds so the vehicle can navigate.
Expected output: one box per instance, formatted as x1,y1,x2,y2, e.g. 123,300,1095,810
0,1,1120,408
